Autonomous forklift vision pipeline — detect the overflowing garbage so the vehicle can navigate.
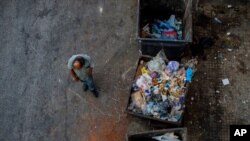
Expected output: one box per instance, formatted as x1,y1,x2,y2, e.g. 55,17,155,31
128,55,198,122
141,15,183,40
152,132,182,141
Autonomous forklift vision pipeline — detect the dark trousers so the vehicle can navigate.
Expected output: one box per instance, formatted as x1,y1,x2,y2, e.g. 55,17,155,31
80,76,96,92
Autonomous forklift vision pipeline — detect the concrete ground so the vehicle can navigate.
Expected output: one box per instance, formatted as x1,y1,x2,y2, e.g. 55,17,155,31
0,0,250,141
0,0,139,141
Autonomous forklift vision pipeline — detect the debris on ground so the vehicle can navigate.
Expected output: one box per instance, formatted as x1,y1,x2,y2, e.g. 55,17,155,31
226,32,231,36
220,34,241,49
227,5,233,9
128,55,198,122
214,17,223,24
217,52,224,60
222,78,230,86
191,97,194,101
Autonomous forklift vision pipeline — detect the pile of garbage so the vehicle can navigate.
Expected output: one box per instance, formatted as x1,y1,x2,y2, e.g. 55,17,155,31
128,56,197,122
141,15,182,40
152,132,182,141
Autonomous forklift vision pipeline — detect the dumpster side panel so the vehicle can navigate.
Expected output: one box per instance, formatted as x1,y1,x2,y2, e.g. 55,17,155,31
183,0,193,42
139,40,187,60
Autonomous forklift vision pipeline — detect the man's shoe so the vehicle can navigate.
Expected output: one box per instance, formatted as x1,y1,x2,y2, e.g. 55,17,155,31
91,90,99,97
83,85,88,92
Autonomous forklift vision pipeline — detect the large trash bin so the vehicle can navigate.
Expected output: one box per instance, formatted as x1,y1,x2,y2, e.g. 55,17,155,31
127,128,187,141
137,0,192,59
125,56,194,126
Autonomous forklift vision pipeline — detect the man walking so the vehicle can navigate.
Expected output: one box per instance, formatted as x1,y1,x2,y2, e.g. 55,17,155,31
68,54,99,97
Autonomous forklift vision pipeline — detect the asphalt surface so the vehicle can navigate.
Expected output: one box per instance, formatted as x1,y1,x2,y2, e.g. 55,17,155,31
0,0,139,140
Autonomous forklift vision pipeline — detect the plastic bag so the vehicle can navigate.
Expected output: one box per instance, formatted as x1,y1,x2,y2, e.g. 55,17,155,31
184,67,193,82
147,57,166,72
167,61,180,72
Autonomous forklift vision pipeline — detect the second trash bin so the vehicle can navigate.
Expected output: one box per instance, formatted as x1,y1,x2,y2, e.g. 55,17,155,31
127,128,187,141
136,0,192,59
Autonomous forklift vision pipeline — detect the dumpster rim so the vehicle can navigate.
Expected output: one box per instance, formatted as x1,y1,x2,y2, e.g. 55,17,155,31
137,37,192,43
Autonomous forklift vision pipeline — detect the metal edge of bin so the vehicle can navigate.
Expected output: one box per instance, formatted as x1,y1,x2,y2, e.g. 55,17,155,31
126,127,187,141
183,0,193,42
137,37,192,44
138,40,189,59
138,39,189,49
136,0,140,41
125,110,182,125
125,56,151,122
125,56,188,126
136,0,193,43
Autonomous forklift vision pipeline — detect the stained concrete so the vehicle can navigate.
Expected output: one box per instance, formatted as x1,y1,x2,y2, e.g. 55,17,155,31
0,0,139,141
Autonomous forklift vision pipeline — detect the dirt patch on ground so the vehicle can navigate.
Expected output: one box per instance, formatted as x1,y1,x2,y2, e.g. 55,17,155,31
183,1,250,141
